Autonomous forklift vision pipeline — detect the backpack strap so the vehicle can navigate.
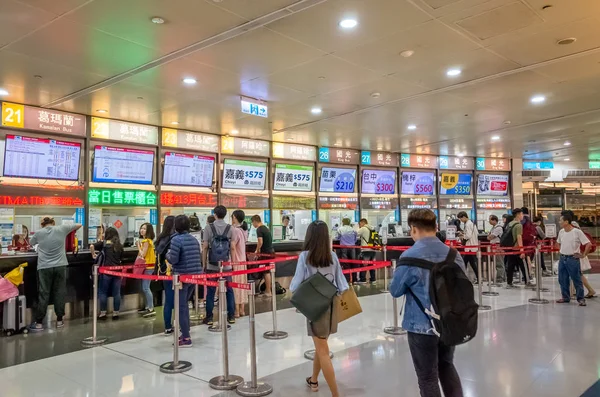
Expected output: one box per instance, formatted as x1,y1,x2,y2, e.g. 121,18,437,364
209,223,218,244
223,225,231,239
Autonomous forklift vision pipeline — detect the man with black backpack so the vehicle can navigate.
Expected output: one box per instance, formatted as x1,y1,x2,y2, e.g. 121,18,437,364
501,208,530,288
391,209,474,397
202,205,237,325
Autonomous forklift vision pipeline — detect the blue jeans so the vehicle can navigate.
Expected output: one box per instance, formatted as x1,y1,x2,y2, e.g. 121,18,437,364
163,280,174,329
99,274,122,312
179,283,194,338
142,269,154,310
558,255,584,301
205,269,235,320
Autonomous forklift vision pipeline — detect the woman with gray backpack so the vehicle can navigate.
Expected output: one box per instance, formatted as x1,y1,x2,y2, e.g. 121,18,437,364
290,220,348,397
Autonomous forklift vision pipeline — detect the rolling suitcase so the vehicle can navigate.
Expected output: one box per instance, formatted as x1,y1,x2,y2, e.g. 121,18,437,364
2,295,28,336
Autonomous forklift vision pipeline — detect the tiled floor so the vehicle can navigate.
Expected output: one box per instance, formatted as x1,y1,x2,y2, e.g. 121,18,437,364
1,275,599,397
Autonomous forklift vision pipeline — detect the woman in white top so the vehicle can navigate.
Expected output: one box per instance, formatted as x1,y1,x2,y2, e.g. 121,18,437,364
290,220,349,397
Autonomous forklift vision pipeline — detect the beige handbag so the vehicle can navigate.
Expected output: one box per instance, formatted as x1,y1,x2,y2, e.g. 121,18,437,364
337,287,362,323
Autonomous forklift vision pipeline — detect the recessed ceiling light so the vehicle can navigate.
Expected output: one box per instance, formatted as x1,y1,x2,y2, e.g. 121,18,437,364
333,142,341,146
0,89,9,96
563,141,571,146
457,153,465,157
151,17,165,24
407,124,417,130
137,96,144,100
318,76,326,80
530,95,546,104
231,129,239,135
171,121,179,125
400,50,414,58
286,138,294,141
503,120,512,125
446,68,462,77
564,158,570,161
370,92,381,98
311,107,322,115
339,19,358,29
34,75,42,79
182,77,197,85
491,136,501,141
96,109,107,113
557,37,576,45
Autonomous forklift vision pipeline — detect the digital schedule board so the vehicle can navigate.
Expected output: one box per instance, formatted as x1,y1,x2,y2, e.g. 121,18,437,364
93,146,154,185
163,152,214,188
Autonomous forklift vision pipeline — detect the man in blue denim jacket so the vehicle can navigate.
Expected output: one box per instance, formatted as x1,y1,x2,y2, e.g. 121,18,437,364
390,209,465,397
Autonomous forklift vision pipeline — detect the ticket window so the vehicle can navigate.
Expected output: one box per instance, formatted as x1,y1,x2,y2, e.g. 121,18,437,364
477,208,510,232
10,207,84,251
361,209,397,236
240,209,270,243
272,210,313,241
439,207,475,231
161,207,213,230
319,209,358,237
89,207,154,248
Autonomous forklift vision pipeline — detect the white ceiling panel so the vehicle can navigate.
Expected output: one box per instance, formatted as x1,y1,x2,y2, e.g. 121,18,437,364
205,0,301,20
16,0,91,16
0,0,56,48
267,0,432,53
188,27,325,81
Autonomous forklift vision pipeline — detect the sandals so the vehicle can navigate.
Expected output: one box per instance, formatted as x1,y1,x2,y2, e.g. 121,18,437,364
585,294,596,299
306,377,318,392
556,299,570,304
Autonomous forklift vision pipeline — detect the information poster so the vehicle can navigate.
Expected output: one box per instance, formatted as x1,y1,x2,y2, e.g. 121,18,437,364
401,171,434,195
319,167,356,193
222,159,267,190
3,135,81,181
361,169,396,194
93,146,154,184
273,164,313,192
163,152,214,188
476,174,508,196
440,173,472,195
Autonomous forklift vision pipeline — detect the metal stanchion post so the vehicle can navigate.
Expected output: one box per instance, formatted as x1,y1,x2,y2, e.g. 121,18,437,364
483,246,499,297
529,246,550,304
210,278,243,390
160,274,192,373
263,264,288,340
384,260,406,335
237,282,273,397
550,240,555,274
380,245,389,293
81,265,108,347
209,261,231,333
524,248,535,289
477,250,491,310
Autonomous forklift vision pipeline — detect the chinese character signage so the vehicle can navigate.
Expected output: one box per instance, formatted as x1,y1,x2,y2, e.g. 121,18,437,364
1,102,86,137
401,172,435,195
91,117,158,145
476,174,509,196
361,169,396,194
476,157,511,171
522,161,554,170
589,161,600,169
476,197,511,209
361,150,399,167
273,164,313,192
272,142,317,161
0,195,84,206
221,194,269,209
400,153,438,168
160,192,217,207
440,173,472,195
318,147,360,164
400,197,437,209
360,197,398,210
88,189,157,206
162,128,219,152
318,196,359,210
439,156,474,170
319,167,357,193
222,159,267,190
221,136,270,157
272,196,316,210
438,198,472,209
240,98,268,118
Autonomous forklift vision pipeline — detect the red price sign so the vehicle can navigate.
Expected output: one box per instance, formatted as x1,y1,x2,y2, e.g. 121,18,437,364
415,183,433,194
375,183,394,193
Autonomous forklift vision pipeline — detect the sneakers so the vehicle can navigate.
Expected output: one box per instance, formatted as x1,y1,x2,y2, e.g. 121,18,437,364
137,308,147,314
28,322,44,332
505,284,517,289
173,337,193,348
203,317,214,326
56,320,64,329
164,328,174,336
578,300,587,307
112,312,120,320
98,312,107,321
355,281,367,285
142,309,156,318
369,280,377,285
227,317,236,325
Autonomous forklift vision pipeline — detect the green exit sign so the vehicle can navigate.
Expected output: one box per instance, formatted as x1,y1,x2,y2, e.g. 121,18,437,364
589,161,600,169
88,189,157,206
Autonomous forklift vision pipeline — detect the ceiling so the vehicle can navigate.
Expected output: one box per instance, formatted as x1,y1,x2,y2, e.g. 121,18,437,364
2,0,600,162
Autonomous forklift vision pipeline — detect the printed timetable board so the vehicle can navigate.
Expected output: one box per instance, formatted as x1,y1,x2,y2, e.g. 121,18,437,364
3,134,81,181
163,152,214,188
273,164,313,192
361,169,396,194
319,167,357,193
93,146,154,185
222,159,267,190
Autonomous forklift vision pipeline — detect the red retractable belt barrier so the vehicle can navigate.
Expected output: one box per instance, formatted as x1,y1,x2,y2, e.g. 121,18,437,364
340,260,391,275
332,244,382,250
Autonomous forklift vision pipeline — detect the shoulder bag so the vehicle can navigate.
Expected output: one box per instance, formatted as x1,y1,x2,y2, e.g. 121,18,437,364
290,271,338,322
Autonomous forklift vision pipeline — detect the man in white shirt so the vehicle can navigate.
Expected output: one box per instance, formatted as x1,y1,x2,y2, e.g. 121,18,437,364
556,211,592,306
457,211,479,282
487,215,505,283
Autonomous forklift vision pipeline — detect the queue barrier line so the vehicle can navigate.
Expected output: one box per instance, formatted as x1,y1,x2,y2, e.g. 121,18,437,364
332,244,383,250
222,255,298,267
341,261,391,275
339,259,389,265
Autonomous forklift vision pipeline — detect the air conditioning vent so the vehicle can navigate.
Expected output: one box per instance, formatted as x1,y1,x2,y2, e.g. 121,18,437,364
566,170,600,178
522,171,550,177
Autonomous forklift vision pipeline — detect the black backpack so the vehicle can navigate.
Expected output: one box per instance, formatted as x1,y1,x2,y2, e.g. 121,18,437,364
398,248,478,346
499,223,516,247
208,224,231,263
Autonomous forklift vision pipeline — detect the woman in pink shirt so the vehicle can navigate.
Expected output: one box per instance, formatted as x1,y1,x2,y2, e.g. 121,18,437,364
231,210,249,317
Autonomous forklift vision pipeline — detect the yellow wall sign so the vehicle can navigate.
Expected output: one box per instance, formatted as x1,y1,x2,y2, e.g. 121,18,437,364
440,173,459,190
1,102,25,128
162,128,178,147
91,117,110,139
221,136,235,154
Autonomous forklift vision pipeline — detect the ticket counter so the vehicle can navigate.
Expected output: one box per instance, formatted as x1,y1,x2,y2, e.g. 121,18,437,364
439,172,474,229
272,196,315,241
400,170,437,233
